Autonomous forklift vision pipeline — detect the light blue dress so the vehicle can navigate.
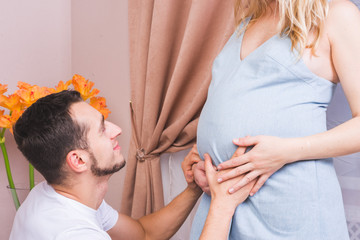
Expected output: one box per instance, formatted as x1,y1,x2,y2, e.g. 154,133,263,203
191,20,349,240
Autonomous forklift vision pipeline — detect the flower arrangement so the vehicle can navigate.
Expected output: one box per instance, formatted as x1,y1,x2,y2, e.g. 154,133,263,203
0,74,110,210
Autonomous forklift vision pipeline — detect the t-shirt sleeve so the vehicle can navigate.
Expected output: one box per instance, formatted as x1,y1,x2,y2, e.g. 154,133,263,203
55,227,111,240
97,200,119,231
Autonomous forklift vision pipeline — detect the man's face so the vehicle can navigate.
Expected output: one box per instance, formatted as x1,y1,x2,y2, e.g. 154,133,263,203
71,102,125,177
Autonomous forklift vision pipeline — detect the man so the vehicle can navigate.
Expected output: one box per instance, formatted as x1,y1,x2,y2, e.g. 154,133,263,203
10,90,252,239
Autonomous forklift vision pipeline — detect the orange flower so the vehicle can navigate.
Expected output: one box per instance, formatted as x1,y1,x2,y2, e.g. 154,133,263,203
9,109,23,129
0,94,23,112
0,110,23,134
0,77,110,132
90,97,111,119
16,85,53,107
0,110,11,129
54,80,72,93
0,84,8,94
17,82,32,90
72,74,100,100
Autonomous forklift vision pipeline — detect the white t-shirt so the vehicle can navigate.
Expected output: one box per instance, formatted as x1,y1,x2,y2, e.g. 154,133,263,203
9,181,118,240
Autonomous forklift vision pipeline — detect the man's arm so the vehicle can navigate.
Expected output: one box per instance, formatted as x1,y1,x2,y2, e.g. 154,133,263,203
108,144,251,240
139,184,202,239
107,160,202,240
108,184,202,240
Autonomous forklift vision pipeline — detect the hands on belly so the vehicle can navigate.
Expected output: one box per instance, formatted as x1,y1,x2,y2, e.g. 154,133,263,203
217,135,293,196
182,142,258,197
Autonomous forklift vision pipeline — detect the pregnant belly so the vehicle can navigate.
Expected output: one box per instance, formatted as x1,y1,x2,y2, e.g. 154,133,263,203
196,93,327,165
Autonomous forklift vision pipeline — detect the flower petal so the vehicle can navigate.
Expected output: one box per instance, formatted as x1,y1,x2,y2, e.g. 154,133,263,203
17,82,32,90
72,74,100,100
0,84,8,94
90,96,111,119
0,114,12,129
55,80,72,92
0,94,23,111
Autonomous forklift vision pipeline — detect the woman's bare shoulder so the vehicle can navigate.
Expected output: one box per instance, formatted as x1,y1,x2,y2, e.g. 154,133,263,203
326,0,360,40
327,0,359,23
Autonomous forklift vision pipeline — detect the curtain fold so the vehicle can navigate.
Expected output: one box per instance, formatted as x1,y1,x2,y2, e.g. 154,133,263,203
121,0,234,218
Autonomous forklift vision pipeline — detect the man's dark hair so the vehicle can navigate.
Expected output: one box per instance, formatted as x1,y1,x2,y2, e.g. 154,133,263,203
13,90,88,185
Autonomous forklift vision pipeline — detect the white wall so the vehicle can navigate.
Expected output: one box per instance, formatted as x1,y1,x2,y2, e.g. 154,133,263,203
0,0,130,238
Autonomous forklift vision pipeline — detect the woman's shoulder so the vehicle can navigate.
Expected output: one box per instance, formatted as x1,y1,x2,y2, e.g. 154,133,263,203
327,0,359,22
326,0,360,40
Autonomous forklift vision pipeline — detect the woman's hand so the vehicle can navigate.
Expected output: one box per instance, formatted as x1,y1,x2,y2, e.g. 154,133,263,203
199,154,255,240
204,153,255,208
192,145,249,195
217,136,295,196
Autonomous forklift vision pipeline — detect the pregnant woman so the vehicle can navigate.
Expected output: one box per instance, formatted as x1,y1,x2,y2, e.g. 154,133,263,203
190,0,360,239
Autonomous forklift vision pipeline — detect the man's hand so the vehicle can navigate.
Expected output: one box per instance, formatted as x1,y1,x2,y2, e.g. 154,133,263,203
181,144,201,188
193,161,209,194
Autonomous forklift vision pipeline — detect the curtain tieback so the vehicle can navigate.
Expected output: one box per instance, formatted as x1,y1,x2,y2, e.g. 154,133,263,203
136,148,158,162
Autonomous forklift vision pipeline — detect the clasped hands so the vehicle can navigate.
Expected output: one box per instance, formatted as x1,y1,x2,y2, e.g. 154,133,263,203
182,136,289,197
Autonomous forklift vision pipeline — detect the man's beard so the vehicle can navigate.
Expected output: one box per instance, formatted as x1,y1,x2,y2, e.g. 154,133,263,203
88,151,126,177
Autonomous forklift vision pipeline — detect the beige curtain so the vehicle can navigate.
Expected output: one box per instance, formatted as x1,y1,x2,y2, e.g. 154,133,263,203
121,0,234,218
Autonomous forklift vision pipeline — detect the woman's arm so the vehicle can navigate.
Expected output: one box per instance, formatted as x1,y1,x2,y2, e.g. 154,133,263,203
199,154,255,240
217,0,360,195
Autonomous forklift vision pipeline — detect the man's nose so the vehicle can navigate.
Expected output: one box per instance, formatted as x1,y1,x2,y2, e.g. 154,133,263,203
107,121,122,138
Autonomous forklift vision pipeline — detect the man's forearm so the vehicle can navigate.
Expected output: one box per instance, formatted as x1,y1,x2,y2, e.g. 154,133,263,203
138,185,202,240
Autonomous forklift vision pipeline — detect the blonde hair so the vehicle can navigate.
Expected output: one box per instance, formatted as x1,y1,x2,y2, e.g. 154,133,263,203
234,0,329,56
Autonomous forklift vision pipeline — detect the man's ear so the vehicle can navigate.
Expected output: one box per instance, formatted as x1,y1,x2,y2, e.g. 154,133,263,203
66,150,88,173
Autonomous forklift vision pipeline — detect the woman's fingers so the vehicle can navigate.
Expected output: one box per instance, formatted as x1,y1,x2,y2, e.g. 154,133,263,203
249,174,270,196
217,155,249,170
231,146,247,158
216,137,255,170
204,154,214,176
232,136,259,147
217,163,253,183
228,170,261,194
203,154,216,195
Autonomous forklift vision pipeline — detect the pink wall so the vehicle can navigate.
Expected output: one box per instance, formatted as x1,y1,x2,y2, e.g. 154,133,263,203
0,0,130,238
71,0,130,211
